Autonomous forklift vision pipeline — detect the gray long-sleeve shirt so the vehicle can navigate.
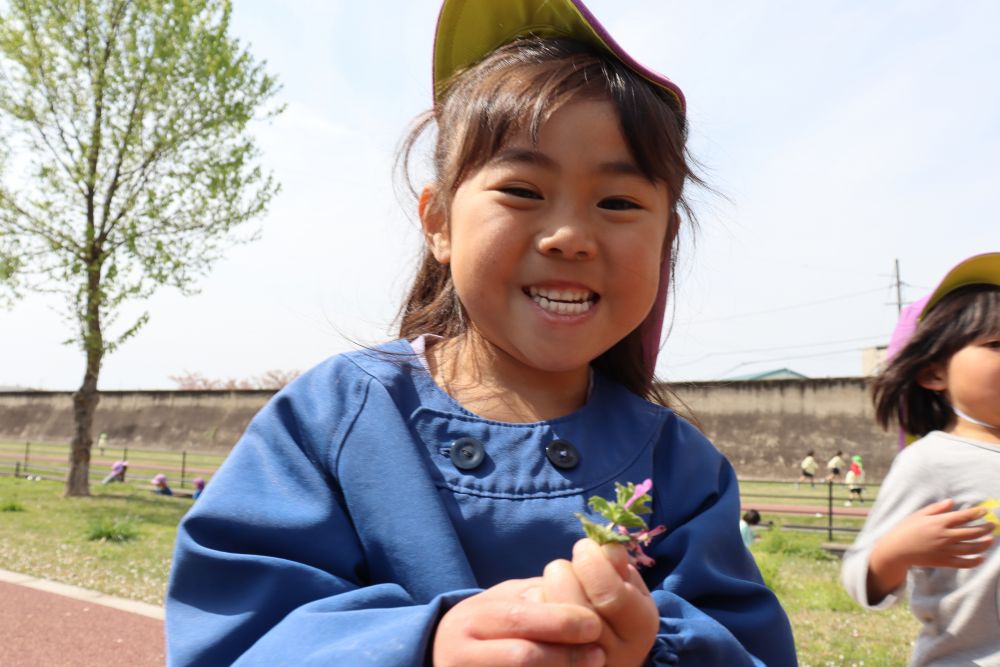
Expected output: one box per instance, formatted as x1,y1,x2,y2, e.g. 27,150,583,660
841,431,1000,666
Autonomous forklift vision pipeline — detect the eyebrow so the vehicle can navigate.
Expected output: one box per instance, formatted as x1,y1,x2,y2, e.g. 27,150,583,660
488,148,646,179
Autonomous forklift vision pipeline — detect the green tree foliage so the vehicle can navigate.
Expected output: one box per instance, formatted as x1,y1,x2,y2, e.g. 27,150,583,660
0,0,281,496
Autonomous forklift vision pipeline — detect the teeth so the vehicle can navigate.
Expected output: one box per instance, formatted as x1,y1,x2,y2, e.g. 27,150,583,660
528,286,594,303
532,294,595,315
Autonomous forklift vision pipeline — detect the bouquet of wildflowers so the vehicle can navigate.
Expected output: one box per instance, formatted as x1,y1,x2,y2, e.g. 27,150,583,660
576,479,666,568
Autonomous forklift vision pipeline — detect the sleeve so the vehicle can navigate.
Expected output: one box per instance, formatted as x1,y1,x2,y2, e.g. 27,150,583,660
840,445,938,609
643,420,797,667
165,365,477,666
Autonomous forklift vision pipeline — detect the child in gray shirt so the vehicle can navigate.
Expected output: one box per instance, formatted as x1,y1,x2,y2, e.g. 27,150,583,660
841,253,1000,666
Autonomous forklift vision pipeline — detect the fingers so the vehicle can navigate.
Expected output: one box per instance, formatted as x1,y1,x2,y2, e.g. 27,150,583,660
625,563,651,596
470,600,602,644
444,640,605,667
946,522,997,542
938,554,987,569
915,498,955,516
941,536,994,557
940,504,992,527
543,559,591,607
571,539,658,640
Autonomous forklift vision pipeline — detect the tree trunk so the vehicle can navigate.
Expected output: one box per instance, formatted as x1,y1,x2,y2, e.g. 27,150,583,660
65,264,104,497
66,371,100,496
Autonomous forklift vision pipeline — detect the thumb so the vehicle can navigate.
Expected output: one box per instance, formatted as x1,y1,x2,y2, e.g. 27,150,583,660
600,542,631,579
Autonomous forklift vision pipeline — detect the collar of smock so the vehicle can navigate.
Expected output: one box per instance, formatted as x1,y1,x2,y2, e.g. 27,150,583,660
387,337,668,497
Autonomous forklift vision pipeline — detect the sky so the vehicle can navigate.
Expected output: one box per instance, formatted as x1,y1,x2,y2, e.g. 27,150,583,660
2,0,999,390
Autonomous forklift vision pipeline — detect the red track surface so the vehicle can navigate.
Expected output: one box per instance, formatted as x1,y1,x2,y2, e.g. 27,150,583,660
742,502,870,517
0,580,164,667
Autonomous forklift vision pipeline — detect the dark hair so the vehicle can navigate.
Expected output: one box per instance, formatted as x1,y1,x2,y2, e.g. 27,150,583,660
742,509,761,525
395,37,700,402
872,284,1000,436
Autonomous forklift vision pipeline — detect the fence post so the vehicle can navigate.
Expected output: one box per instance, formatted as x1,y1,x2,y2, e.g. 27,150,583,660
180,450,187,489
123,446,128,463
827,479,834,542
23,441,30,476
15,461,20,478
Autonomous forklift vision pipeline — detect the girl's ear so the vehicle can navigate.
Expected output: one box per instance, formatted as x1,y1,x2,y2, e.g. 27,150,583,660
916,362,948,392
419,186,450,264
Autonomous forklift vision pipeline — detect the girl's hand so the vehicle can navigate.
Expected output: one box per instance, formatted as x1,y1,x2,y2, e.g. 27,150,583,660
867,498,995,604
433,577,605,667
543,539,659,667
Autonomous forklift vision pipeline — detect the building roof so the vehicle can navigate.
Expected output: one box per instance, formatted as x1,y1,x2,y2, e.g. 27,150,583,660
727,368,809,381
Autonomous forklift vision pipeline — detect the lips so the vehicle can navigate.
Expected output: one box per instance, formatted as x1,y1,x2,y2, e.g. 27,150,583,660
525,285,598,315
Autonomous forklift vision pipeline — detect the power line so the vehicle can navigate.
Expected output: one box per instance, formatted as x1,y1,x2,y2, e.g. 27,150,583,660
678,285,891,325
713,346,865,378
666,334,887,368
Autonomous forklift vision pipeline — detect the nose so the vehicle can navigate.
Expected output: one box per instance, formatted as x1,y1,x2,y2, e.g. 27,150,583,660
536,219,597,260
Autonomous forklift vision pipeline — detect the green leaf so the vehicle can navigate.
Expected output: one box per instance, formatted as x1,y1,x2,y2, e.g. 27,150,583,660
576,514,631,545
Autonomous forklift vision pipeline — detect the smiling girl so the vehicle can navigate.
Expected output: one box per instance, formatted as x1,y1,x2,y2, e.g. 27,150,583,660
165,2,795,665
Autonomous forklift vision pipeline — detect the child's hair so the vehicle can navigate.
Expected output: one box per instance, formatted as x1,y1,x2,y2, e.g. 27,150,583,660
805,449,814,457
742,509,761,525
396,37,701,401
872,284,1000,436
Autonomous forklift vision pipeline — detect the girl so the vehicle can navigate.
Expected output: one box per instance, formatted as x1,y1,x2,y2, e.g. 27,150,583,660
841,252,1000,666
166,1,795,665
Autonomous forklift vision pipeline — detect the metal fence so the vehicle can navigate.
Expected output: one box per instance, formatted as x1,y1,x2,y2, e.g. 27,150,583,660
739,478,874,542
0,440,224,490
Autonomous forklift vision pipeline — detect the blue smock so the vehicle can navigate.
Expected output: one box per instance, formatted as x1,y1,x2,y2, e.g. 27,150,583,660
166,340,796,665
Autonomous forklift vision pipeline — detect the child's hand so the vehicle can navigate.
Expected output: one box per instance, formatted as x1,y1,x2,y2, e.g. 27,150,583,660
542,539,659,667
433,577,605,667
868,498,995,604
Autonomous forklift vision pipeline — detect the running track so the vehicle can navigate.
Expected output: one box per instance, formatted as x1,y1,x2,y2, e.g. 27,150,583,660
0,570,164,667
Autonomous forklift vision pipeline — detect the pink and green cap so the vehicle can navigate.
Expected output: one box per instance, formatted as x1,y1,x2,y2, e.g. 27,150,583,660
886,252,1000,446
433,0,685,113
887,252,1000,362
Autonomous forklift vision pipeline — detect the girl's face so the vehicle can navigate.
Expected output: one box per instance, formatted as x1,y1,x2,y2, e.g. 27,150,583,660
922,335,1000,440
423,98,671,379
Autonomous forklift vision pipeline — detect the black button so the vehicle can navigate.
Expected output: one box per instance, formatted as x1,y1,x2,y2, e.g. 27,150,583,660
449,437,485,470
545,440,580,470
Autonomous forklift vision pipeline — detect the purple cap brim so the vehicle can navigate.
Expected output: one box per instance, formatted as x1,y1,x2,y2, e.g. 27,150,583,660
568,0,686,112
433,0,685,113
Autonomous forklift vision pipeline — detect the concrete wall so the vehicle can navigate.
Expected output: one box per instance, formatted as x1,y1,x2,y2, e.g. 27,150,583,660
0,377,899,478
0,390,272,453
671,377,896,480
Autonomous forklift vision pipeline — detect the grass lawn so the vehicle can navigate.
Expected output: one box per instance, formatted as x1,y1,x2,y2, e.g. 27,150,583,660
0,474,920,664
753,526,919,666
0,475,191,605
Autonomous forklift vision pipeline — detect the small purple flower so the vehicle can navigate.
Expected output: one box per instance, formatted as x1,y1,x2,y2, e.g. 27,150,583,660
624,478,653,509
576,479,667,568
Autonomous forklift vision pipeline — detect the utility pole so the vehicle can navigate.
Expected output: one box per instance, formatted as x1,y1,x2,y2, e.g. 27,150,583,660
894,258,903,314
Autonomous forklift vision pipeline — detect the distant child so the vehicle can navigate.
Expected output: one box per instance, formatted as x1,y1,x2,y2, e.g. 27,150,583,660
844,455,865,505
741,509,762,549
798,449,819,488
101,460,127,484
842,253,1000,665
151,473,173,496
825,450,847,482
165,1,795,665
191,477,205,500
